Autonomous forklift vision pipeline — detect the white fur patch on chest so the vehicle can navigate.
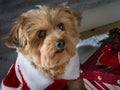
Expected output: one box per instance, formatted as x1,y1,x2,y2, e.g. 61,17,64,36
15,51,80,90
60,51,80,79
15,53,53,90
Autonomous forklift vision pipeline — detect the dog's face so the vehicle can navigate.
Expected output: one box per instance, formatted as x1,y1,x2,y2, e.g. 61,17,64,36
5,4,81,78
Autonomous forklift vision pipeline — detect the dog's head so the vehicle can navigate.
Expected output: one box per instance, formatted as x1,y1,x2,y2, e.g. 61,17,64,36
5,3,81,78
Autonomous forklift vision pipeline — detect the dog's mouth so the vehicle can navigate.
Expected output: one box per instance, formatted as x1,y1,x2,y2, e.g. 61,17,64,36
55,48,64,53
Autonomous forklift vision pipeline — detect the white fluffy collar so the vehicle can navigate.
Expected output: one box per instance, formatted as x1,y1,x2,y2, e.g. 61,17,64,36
15,51,80,90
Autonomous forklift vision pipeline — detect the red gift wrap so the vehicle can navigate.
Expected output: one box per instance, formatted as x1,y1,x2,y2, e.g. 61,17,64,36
80,43,120,90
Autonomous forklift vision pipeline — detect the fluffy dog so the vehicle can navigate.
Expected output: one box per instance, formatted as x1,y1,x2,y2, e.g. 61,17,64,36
2,3,84,90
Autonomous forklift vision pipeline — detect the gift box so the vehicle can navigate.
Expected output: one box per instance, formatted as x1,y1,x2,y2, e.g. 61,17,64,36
80,28,120,90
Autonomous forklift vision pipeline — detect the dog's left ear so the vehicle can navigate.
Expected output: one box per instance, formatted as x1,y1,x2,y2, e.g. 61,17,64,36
73,11,82,27
60,3,82,27
4,16,27,49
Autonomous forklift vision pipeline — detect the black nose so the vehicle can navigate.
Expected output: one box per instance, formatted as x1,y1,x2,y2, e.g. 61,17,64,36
55,39,65,48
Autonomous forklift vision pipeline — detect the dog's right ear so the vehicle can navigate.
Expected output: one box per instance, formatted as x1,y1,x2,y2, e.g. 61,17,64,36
4,16,27,48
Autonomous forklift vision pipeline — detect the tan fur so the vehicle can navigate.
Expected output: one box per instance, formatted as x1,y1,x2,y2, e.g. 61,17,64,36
5,3,81,80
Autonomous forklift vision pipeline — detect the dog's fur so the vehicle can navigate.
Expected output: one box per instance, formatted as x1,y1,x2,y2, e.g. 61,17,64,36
4,3,85,90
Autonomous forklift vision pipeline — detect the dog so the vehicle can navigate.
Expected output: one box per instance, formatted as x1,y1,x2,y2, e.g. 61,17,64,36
2,3,85,90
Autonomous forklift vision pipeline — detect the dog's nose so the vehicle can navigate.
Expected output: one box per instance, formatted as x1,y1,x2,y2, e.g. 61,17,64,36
55,39,65,48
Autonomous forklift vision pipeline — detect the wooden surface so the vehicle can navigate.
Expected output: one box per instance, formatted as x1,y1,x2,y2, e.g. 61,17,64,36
80,21,120,39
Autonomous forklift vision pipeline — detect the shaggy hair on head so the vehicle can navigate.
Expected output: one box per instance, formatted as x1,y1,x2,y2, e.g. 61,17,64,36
5,3,81,79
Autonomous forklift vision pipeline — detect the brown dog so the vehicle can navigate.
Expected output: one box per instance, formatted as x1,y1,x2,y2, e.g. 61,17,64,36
2,3,85,90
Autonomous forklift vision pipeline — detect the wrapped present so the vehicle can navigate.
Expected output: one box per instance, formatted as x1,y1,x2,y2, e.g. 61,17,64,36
98,28,120,68
80,28,120,90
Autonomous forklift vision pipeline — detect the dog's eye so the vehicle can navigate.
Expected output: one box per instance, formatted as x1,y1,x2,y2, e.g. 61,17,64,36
38,30,46,38
57,23,64,31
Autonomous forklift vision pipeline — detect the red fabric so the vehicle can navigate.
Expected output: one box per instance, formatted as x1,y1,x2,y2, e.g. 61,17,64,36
45,77,81,90
81,70,120,86
2,63,30,90
80,44,120,88
2,63,67,90
98,43,120,69
18,65,30,90
3,63,20,88
45,79,67,90
80,34,120,89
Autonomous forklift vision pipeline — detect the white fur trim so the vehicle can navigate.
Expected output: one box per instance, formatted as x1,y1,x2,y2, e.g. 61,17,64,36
16,53,53,90
15,50,80,90
60,50,80,79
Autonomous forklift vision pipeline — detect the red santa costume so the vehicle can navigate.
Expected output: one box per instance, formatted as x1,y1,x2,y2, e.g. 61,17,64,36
2,51,80,90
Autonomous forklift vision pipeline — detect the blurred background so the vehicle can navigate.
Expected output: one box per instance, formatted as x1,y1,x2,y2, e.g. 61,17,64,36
0,0,120,83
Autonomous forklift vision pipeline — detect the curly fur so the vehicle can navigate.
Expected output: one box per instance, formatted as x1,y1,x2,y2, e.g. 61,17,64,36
5,3,81,79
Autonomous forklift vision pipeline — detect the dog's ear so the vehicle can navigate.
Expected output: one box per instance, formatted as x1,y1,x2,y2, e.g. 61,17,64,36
73,11,82,27
5,16,27,48
59,3,82,28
